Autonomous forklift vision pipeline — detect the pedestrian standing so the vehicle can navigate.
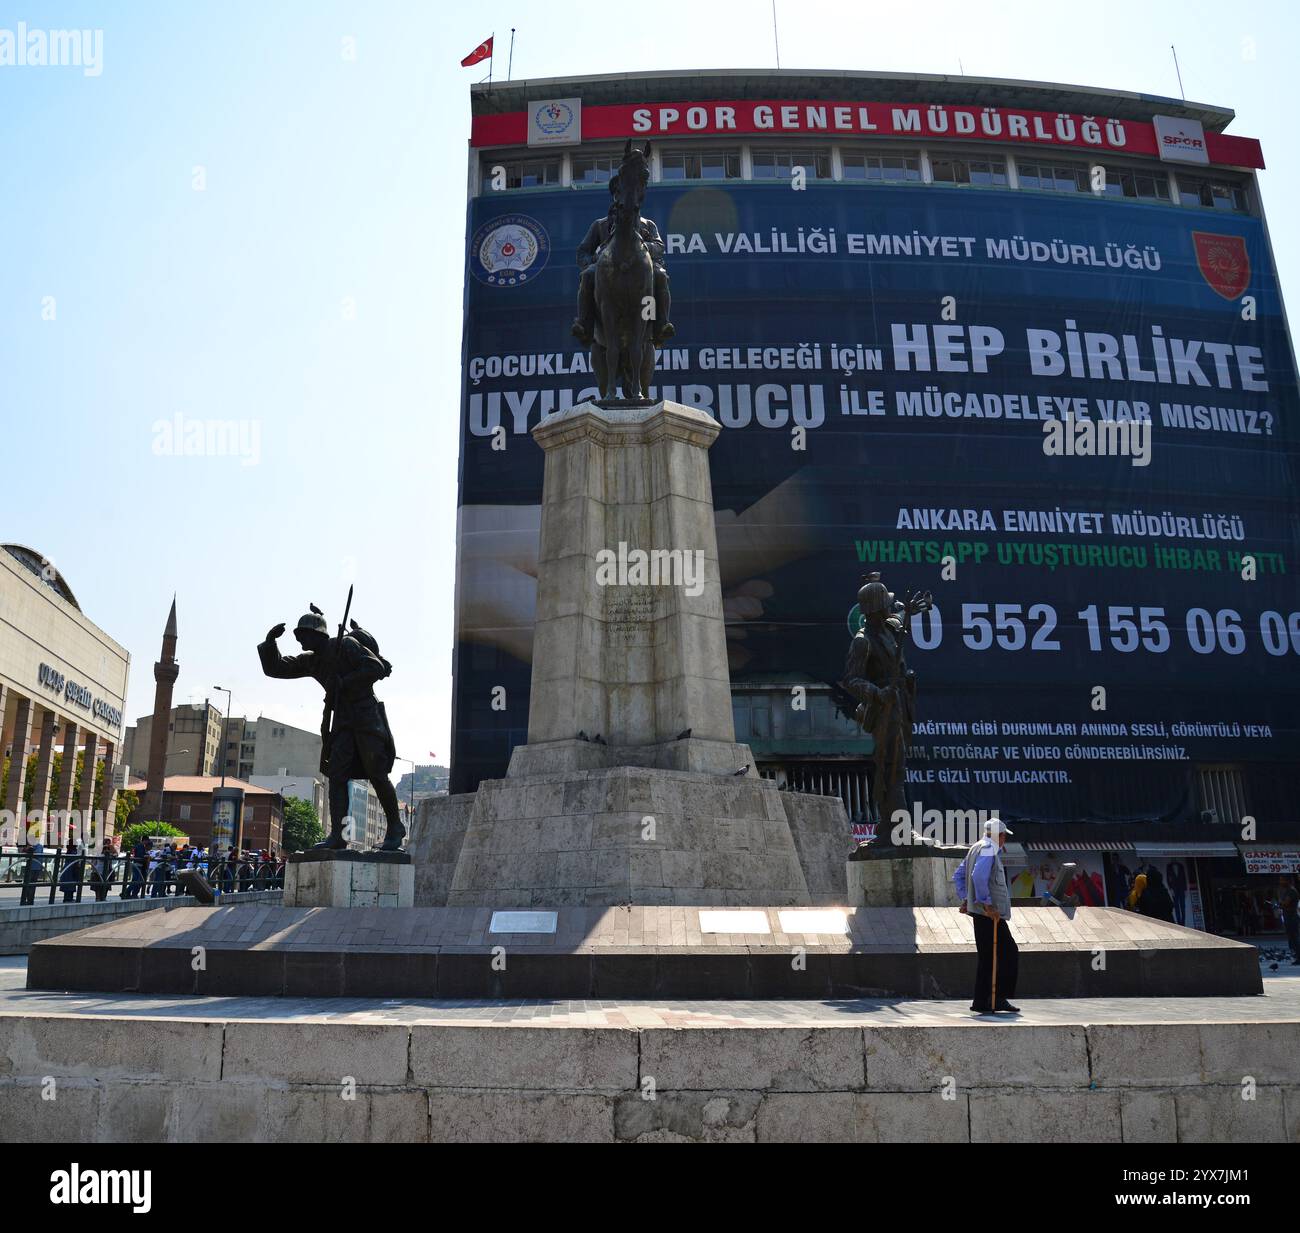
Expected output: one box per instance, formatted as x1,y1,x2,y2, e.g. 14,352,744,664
953,819,1021,1015
1137,867,1176,923
1276,877,1300,965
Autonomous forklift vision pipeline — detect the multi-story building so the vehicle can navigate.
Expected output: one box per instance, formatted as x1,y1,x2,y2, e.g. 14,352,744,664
124,773,284,854
123,701,224,782
347,779,383,850
222,716,327,829
452,69,1299,932
0,544,129,850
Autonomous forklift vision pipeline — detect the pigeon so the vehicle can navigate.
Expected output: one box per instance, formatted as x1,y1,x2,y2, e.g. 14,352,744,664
676,728,692,741
310,603,323,616
576,731,589,742
733,765,750,777
592,734,607,746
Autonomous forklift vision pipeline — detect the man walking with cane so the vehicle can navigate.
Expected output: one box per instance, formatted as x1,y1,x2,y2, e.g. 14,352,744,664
954,818,1021,1015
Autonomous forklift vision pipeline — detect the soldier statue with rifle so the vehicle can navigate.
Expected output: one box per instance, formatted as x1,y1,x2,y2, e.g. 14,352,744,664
841,572,932,850
257,588,406,852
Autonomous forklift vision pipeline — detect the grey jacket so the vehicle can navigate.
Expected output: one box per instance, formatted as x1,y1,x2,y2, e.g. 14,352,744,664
956,840,1012,920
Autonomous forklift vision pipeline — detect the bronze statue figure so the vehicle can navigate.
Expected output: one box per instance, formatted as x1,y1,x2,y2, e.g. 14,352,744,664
257,592,406,852
841,573,933,850
571,139,674,401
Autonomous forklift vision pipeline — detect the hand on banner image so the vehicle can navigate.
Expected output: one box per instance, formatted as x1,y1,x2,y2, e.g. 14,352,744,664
713,471,822,585
457,504,541,665
722,579,776,670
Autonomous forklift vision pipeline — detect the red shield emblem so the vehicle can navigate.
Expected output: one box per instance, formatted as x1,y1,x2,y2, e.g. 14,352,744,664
1192,232,1251,300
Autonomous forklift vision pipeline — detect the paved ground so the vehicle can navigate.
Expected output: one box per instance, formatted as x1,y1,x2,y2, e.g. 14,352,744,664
3,954,1297,1028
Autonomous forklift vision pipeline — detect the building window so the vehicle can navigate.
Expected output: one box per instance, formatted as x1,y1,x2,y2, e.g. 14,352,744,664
1197,766,1247,825
179,805,191,821
480,157,561,192
750,148,831,180
839,150,922,183
929,156,1008,187
1017,160,1092,193
571,153,620,186
1177,175,1249,213
659,148,740,181
1098,164,1171,203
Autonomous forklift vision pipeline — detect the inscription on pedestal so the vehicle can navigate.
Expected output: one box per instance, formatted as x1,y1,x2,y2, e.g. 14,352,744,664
604,587,655,643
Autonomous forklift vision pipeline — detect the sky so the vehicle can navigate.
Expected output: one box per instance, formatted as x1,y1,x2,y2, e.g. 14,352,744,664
1,0,1297,780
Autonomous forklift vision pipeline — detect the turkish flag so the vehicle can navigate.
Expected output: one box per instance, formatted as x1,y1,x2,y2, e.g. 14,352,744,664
1192,232,1251,301
461,36,493,67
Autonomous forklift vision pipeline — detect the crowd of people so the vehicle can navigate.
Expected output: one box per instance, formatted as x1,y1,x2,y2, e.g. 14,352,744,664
13,838,284,902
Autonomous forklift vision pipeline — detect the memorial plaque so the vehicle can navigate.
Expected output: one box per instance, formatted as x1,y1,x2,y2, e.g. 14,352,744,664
777,909,850,935
489,910,559,934
604,587,655,643
698,909,771,935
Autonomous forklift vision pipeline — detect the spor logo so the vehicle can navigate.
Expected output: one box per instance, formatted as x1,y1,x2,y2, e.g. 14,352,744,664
534,100,575,137
470,214,550,286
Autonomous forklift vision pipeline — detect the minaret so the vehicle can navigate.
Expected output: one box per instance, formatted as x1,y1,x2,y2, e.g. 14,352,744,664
144,597,180,820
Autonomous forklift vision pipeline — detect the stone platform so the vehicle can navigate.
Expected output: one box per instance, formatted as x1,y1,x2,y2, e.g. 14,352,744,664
413,765,849,909
0,956,1295,1143
24,904,1260,1000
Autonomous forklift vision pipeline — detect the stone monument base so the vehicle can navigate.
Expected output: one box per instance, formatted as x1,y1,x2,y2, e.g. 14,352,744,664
284,849,414,909
412,762,851,909
846,848,965,908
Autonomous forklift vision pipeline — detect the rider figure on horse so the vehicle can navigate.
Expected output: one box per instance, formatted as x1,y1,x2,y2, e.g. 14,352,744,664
571,166,674,348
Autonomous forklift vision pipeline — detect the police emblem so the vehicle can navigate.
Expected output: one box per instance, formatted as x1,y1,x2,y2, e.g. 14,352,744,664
470,214,551,286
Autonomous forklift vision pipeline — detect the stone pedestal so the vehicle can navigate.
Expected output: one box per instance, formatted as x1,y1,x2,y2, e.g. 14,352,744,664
285,849,413,909
412,400,854,909
527,399,735,754
847,850,964,908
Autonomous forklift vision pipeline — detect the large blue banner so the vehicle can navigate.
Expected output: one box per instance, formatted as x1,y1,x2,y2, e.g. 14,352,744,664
455,181,1300,824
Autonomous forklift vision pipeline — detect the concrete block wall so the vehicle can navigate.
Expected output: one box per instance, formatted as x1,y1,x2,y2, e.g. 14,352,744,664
0,891,282,955
1,1014,1295,1143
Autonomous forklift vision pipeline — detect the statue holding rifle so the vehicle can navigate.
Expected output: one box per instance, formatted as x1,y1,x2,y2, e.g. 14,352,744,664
257,588,406,851
841,573,932,850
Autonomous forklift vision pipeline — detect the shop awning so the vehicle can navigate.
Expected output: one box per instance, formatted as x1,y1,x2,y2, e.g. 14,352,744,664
1135,842,1241,859
1025,841,1134,852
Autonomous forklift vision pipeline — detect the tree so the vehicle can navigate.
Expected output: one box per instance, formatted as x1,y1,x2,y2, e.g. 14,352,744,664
281,796,323,853
119,821,187,851
114,789,139,833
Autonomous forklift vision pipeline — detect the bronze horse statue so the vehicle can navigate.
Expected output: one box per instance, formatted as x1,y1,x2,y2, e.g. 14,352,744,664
593,141,656,401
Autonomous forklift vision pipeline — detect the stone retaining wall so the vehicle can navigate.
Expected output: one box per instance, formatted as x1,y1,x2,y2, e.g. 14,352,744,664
0,1014,1295,1142
0,891,282,955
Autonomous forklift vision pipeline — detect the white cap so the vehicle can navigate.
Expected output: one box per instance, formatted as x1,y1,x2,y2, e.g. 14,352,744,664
984,818,1014,839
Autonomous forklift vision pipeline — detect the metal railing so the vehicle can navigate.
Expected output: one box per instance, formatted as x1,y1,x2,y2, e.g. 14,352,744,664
0,850,285,906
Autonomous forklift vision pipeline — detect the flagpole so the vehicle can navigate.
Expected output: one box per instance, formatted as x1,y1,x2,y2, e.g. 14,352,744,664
508,28,515,81
488,30,494,87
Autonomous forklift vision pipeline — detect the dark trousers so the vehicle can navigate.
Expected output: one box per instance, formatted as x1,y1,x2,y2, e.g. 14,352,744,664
972,913,1019,1008
1285,914,1300,961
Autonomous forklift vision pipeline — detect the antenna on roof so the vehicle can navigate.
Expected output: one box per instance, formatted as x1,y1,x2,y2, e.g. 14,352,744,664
1171,44,1186,100
771,0,780,70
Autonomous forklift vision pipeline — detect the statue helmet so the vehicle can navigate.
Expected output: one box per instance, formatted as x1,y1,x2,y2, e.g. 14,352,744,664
857,573,894,617
295,610,328,637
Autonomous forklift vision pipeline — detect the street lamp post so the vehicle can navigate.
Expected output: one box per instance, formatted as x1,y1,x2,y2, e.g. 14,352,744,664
213,686,233,791
396,757,418,832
